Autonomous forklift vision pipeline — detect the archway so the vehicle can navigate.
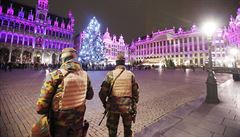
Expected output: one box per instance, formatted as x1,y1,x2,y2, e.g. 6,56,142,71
42,52,51,64
22,51,32,63
34,51,42,64
52,53,56,65
11,49,21,63
0,48,9,63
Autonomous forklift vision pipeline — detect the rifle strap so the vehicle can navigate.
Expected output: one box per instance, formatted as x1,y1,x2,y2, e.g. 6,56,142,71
108,68,125,97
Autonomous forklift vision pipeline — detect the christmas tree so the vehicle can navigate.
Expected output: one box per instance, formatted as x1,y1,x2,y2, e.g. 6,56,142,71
79,17,105,64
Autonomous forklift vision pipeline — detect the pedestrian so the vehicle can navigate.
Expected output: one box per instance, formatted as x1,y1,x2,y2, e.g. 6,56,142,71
32,48,94,137
99,53,139,137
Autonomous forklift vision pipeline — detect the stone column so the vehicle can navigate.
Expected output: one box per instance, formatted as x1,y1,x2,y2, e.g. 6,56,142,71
50,52,53,64
20,49,23,64
57,53,61,63
31,50,35,63
8,48,12,62
41,51,45,64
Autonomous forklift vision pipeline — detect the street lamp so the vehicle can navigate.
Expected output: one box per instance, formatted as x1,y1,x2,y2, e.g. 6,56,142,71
201,21,220,104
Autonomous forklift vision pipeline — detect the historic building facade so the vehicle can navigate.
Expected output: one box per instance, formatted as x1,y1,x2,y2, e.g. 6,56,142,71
225,8,240,47
130,26,225,66
130,8,240,67
0,0,74,65
102,28,129,64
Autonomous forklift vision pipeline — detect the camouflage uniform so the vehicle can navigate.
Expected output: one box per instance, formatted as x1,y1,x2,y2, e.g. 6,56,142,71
99,65,139,137
32,59,94,137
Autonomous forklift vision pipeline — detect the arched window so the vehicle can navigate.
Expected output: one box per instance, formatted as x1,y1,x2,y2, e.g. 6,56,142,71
3,20,8,26
18,37,23,45
7,34,12,43
9,21,14,28
20,23,24,30
24,37,28,46
39,13,45,21
29,38,33,46
30,26,34,32
0,33,6,42
15,22,19,29
13,35,18,44
25,25,29,32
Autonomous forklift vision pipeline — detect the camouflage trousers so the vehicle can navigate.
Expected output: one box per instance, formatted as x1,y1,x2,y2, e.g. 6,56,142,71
107,112,133,137
31,116,84,137
53,123,83,137
32,108,85,137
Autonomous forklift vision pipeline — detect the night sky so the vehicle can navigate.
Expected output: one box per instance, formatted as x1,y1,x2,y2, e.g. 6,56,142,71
13,0,240,43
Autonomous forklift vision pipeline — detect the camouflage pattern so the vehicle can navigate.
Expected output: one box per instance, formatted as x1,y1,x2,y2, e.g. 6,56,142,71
99,65,139,137
32,59,94,137
107,112,132,137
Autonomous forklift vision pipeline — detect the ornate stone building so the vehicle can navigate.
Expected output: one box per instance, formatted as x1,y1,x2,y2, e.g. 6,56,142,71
102,28,129,64
0,0,74,65
225,8,240,47
130,26,225,66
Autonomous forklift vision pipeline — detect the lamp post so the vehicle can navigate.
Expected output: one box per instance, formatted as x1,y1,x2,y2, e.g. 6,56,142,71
202,21,220,104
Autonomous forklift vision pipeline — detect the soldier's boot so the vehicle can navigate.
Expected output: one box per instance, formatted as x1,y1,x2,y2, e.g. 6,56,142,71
107,112,120,137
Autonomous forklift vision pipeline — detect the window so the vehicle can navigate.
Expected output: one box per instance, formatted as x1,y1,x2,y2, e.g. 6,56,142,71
3,20,8,26
0,33,6,42
184,45,188,52
29,39,33,46
7,35,12,43
15,23,19,29
194,37,197,42
25,25,29,32
13,36,17,44
19,37,23,44
20,23,24,30
184,38,187,43
24,38,28,46
9,21,14,28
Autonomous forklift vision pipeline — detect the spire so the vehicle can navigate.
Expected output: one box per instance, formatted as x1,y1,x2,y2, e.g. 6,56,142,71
103,27,111,40
18,7,24,18
0,5,2,14
68,10,73,18
7,3,14,15
191,24,197,32
54,17,59,27
61,19,65,29
178,27,183,34
47,16,51,24
119,34,124,44
28,10,33,21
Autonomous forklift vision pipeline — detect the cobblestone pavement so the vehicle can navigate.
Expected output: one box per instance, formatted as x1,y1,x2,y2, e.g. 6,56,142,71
137,77,240,137
0,69,231,137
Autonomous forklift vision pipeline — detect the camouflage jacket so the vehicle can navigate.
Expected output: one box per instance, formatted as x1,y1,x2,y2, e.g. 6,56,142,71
99,65,139,113
36,60,94,126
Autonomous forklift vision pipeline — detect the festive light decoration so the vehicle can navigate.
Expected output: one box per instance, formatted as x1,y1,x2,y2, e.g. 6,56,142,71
79,17,105,64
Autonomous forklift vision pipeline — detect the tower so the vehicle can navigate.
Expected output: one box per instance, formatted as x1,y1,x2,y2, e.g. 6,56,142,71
36,0,48,23
68,10,75,31
35,0,49,49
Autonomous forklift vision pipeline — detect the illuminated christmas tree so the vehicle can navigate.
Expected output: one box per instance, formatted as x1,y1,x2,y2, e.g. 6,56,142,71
79,17,105,64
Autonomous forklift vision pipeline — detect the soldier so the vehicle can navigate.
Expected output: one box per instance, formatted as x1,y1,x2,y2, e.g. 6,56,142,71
99,53,139,137
32,48,94,137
